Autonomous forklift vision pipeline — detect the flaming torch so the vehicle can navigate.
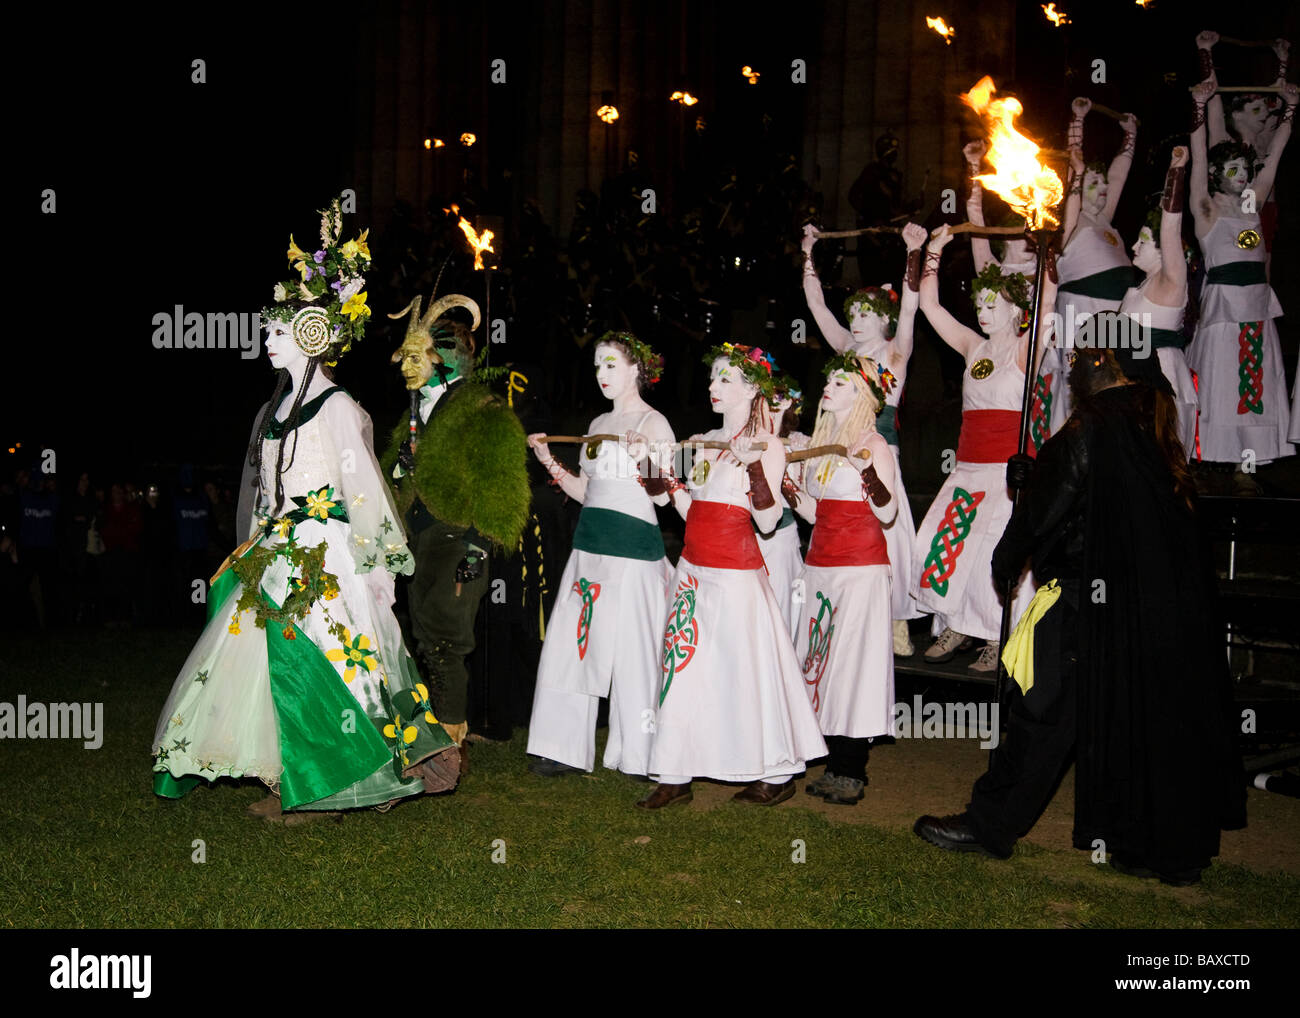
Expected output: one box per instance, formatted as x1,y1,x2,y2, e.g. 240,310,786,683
926,16,955,45
959,75,1065,711
1040,3,1070,26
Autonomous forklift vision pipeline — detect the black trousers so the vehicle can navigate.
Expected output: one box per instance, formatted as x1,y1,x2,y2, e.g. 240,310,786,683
966,582,1078,858
826,735,871,782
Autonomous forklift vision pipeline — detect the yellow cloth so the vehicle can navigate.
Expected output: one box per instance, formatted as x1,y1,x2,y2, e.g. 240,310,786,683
1001,579,1061,695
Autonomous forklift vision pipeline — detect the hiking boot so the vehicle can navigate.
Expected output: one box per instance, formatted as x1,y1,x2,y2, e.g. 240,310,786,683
924,627,971,663
968,641,1000,673
892,619,915,657
822,774,866,805
804,770,837,798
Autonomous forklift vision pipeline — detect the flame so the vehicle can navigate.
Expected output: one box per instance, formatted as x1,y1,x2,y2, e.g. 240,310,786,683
443,203,460,216
460,132,476,146
926,16,955,44
741,65,760,84
424,138,432,150
669,90,699,106
597,104,619,124
1134,0,1151,6
432,138,445,148
456,216,495,270
961,76,1064,231
1041,3,1070,26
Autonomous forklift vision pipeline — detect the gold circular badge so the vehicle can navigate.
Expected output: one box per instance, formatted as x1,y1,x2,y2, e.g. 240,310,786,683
585,441,601,460
1103,231,1119,247
970,358,995,380
690,459,711,486
1236,229,1261,250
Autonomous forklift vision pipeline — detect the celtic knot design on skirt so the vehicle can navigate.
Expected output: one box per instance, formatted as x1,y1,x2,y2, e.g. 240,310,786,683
920,487,986,597
660,574,700,704
801,591,836,714
571,577,601,660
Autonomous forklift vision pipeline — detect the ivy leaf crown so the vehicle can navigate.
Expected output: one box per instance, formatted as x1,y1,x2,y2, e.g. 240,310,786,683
596,330,664,386
824,351,886,412
702,342,779,405
970,262,1030,312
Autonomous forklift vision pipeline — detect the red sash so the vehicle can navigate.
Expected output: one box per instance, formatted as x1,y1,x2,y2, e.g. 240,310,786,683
682,500,764,570
955,409,1028,463
806,499,889,567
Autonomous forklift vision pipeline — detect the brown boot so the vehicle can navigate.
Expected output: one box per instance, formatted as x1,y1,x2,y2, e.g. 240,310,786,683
732,780,796,805
636,782,693,809
246,793,283,819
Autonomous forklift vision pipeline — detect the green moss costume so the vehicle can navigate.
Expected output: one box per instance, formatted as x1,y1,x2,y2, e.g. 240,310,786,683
381,380,530,727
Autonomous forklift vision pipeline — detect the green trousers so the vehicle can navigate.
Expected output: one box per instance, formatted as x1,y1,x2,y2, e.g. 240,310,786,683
406,518,490,725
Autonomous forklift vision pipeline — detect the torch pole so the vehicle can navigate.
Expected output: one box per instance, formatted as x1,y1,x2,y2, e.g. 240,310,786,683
993,226,1053,736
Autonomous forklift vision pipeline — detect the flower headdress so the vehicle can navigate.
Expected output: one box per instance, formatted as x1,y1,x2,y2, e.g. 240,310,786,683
970,262,1030,312
262,196,372,363
773,372,804,417
596,331,664,387
824,352,886,413
843,285,901,335
703,342,779,405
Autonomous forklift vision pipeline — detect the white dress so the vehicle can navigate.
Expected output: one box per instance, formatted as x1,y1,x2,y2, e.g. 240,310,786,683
526,418,674,774
152,388,456,810
757,504,804,642
852,334,920,621
1120,276,1198,459
796,457,893,738
912,338,1036,641
1186,213,1294,464
649,436,827,782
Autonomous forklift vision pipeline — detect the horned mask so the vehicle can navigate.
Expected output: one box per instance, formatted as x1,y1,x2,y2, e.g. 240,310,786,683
388,293,482,390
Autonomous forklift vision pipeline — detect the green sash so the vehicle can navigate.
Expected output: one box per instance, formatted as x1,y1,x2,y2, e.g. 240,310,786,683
572,506,666,560
1151,327,1187,350
877,405,899,446
1058,265,1136,300
1206,261,1266,286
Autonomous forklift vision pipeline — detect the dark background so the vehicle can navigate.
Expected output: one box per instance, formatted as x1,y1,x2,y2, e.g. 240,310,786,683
11,0,1299,490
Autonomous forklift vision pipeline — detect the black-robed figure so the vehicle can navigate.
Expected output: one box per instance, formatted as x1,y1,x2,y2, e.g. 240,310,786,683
916,313,1245,884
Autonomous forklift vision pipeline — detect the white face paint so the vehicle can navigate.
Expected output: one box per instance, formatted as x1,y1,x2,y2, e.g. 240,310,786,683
594,342,639,402
1232,100,1269,136
1216,157,1250,194
1131,226,1161,275
709,357,757,416
975,288,1018,336
1082,169,1108,217
265,319,308,372
849,307,887,343
820,371,856,415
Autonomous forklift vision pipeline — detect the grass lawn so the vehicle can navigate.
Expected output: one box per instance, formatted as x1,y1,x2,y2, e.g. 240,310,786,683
2,627,1296,929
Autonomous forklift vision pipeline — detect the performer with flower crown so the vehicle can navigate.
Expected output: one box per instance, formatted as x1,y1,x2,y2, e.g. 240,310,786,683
801,221,924,656
794,353,896,806
152,198,462,820
524,332,675,777
913,225,1054,672
636,343,826,809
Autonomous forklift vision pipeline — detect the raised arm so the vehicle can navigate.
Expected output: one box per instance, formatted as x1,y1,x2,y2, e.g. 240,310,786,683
801,224,855,353
1189,78,1215,235
1251,81,1298,203
1102,113,1137,222
1154,147,1189,298
892,223,925,368
918,225,982,359
1197,32,1230,146
1061,98,1089,245
964,140,997,272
